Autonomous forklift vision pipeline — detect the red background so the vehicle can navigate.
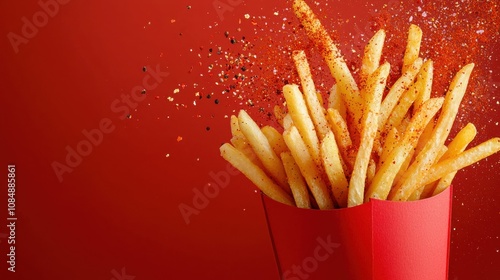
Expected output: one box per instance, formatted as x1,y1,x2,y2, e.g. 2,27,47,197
1,0,499,279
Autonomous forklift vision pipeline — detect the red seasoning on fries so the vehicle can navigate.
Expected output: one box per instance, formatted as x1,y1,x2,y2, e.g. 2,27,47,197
219,0,500,209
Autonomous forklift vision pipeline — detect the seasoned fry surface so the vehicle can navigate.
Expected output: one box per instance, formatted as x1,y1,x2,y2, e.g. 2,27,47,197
218,0,499,208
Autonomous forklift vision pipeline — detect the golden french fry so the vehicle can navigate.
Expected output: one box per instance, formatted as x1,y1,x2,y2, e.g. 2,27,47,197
326,108,352,151
422,138,500,186
442,123,477,160
321,131,349,208
361,29,386,85
230,115,243,138
390,63,474,201
393,148,415,188
262,125,289,157
413,59,434,114
238,110,290,192
284,126,334,209
326,108,353,175
415,115,436,156
431,123,477,196
283,84,321,165
397,114,412,135
348,62,389,207
372,137,384,158
283,113,294,130
402,24,423,73
378,127,399,168
366,97,444,201
327,84,347,121
366,158,376,186
409,145,448,200
292,0,362,134
230,135,263,168
220,143,294,206
382,79,420,138
431,173,453,197
293,50,331,140
281,152,312,209
378,57,423,133
230,116,264,169
316,92,324,106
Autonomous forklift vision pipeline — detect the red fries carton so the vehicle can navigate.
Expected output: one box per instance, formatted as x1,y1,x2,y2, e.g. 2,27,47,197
262,187,452,280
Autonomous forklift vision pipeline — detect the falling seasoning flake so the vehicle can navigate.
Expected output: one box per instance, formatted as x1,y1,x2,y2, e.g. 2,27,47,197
142,66,147,72
171,19,176,23
166,154,170,158
173,88,180,94
244,14,250,19
187,5,191,9
141,89,146,94
177,136,183,142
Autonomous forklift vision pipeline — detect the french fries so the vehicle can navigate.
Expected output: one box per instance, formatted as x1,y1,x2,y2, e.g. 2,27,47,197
413,60,434,114
378,57,423,140
366,98,444,201
423,138,500,186
283,84,321,166
348,63,389,207
262,125,289,157
293,50,331,140
402,24,423,73
327,85,347,122
292,0,363,137
219,0,499,209
281,152,311,209
361,29,386,85
284,126,334,210
220,143,294,206
326,108,352,159
321,131,348,208
431,123,477,196
390,63,475,201
238,110,291,194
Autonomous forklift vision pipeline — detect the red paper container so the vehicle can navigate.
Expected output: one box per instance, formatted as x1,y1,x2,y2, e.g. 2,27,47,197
262,187,452,280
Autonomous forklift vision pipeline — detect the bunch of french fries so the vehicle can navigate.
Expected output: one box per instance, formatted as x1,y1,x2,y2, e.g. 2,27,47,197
219,0,500,209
